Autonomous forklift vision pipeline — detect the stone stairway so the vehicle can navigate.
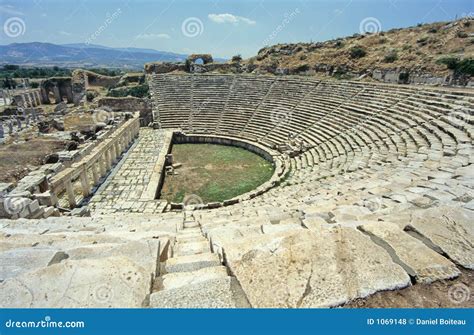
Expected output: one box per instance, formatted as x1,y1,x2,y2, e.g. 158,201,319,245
149,213,250,308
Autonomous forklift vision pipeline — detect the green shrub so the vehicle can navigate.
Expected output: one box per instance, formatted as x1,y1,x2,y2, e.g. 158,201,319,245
437,57,460,70
88,68,123,76
231,54,242,62
334,40,345,48
399,72,410,83
383,50,398,63
457,31,468,38
456,58,474,76
437,57,474,76
349,46,366,59
107,84,149,98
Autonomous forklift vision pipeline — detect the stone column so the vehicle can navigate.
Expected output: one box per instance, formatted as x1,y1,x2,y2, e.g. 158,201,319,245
99,157,107,178
28,93,34,107
104,149,112,170
31,109,38,121
114,141,120,159
118,137,124,153
79,168,91,197
91,163,100,185
108,148,114,166
34,91,40,106
65,179,77,208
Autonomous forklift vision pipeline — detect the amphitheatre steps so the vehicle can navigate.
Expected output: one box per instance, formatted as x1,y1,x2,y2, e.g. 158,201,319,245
0,73,472,308
193,204,469,307
150,216,251,308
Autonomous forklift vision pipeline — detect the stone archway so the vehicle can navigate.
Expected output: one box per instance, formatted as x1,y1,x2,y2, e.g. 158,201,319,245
187,54,213,65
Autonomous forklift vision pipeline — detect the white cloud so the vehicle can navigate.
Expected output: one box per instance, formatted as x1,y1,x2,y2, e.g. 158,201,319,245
0,5,24,16
208,13,256,25
136,33,171,40
60,31,72,36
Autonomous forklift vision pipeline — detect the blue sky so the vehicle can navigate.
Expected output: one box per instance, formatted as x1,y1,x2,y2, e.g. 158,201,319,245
0,0,472,58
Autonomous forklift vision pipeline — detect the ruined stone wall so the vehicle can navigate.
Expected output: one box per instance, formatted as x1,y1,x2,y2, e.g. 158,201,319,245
98,97,152,126
144,62,187,74
40,77,73,104
11,89,42,107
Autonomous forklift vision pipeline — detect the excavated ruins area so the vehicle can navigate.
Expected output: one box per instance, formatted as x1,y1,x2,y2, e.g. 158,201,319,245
0,73,473,308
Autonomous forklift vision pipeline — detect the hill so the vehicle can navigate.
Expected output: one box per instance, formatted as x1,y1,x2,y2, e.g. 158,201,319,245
0,42,188,69
245,19,474,84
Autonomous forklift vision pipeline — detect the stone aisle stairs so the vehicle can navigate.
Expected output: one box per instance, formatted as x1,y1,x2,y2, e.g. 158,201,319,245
149,212,250,308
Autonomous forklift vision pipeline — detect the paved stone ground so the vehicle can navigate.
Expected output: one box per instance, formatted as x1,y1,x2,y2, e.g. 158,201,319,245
88,128,172,215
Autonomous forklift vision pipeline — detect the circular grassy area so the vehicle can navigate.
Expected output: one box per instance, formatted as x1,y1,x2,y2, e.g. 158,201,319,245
160,143,274,203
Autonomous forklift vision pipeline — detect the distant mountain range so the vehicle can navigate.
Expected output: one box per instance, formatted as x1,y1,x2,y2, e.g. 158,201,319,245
0,42,189,69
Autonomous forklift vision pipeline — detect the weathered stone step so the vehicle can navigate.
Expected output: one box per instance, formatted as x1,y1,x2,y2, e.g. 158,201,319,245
174,240,210,256
0,256,150,308
149,277,251,308
179,227,201,235
183,221,199,229
407,206,473,269
162,252,221,273
176,234,207,244
0,248,68,282
155,266,228,291
221,229,410,308
358,222,460,283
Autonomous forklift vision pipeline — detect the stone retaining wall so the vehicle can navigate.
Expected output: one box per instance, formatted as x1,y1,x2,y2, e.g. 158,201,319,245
98,97,152,126
167,132,289,211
